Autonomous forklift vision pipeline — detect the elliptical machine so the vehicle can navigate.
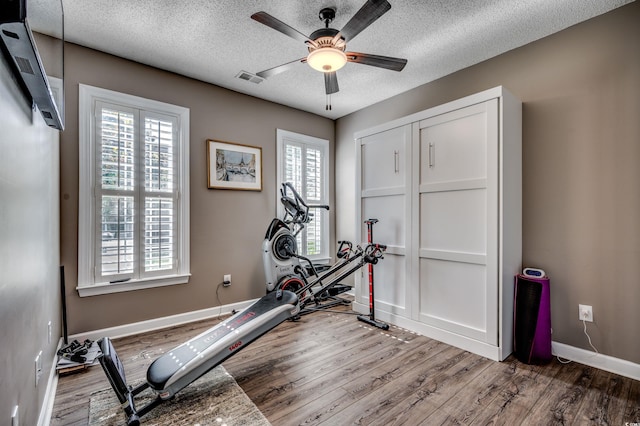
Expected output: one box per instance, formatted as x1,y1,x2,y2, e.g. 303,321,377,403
263,183,387,316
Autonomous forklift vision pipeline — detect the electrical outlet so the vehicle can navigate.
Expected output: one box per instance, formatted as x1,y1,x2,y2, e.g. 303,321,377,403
34,351,43,386
223,274,231,287
579,304,593,322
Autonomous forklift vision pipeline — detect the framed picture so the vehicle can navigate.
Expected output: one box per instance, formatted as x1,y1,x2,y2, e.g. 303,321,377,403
207,139,262,191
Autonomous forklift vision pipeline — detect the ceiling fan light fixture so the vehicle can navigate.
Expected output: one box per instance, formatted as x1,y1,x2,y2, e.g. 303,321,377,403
307,47,347,73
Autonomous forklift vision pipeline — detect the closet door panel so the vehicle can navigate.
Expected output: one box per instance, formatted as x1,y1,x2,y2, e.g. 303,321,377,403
357,124,411,318
362,195,405,248
420,105,488,185
417,99,498,345
361,126,406,192
420,189,486,254
367,253,406,315
419,258,488,341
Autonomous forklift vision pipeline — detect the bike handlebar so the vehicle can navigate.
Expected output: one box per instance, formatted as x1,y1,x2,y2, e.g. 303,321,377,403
281,182,329,225
364,243,387,264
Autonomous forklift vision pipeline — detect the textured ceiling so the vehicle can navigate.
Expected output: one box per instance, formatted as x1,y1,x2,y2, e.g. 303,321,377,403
34,0,634,119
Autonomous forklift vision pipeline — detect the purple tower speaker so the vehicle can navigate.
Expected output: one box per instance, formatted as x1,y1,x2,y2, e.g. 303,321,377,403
513,274,552,364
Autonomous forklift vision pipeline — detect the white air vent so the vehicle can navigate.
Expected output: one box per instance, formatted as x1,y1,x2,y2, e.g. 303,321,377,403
235,71,264,84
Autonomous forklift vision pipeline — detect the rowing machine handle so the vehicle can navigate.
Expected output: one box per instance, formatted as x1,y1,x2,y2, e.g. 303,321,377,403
337,240,352,258
364,244,387,263
364,256,379,264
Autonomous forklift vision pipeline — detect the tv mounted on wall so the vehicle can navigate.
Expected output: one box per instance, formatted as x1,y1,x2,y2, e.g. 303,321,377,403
0,0,64,130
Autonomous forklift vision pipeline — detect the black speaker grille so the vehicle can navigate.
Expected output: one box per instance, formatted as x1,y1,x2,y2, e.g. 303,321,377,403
514,277,542,363
15,55,34,74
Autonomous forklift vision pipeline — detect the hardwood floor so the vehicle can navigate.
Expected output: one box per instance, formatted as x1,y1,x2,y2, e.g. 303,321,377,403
50,306,640,425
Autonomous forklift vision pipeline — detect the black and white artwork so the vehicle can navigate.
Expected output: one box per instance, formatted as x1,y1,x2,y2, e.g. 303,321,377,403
207,140,262,191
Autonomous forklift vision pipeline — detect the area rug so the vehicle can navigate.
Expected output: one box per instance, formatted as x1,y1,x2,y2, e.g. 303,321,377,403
88,365,271,425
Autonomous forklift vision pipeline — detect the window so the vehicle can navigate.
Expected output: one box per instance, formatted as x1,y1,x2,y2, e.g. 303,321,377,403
277,129,329,262
78,85,190,296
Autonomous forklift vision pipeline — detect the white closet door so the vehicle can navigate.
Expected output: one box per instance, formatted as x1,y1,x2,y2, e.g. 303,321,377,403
357,124,411,317
417,100,499,344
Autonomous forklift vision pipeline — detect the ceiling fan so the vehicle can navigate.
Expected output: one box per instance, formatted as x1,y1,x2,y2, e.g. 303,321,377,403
251,0,408,110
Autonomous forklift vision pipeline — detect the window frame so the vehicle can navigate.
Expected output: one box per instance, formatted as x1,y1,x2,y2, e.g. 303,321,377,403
77,84,190,297
276,129,330,263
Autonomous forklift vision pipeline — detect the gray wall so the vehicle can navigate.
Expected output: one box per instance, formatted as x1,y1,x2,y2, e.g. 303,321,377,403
0,56,61,425
335,2,640,364
60,43,335,333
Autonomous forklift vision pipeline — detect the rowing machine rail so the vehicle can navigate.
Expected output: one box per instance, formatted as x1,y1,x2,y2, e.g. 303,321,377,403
97,290,298,425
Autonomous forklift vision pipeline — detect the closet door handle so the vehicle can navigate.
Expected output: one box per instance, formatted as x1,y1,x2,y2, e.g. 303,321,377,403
428,143,435,168
394,150,399,173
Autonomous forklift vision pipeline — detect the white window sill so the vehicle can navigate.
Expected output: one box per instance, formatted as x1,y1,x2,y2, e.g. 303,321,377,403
77,274,191,297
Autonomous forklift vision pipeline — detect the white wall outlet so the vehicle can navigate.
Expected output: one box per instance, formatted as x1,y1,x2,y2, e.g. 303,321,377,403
223,274,231,287
579,304,593,322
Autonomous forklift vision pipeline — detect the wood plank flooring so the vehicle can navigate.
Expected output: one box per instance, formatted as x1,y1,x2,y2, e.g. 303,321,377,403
50,306,640,425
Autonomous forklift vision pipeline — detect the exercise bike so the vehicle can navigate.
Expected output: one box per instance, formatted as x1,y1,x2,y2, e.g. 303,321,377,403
263,182,386,316
96,183,387,425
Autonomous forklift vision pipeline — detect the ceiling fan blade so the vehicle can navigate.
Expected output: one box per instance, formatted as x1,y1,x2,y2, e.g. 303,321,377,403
325,72,339,94
339,0,391,42
256,58,306,79
346,52,407,71
251,11,315,46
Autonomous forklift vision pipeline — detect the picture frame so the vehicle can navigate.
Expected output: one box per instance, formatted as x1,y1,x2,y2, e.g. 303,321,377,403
207,139,262,191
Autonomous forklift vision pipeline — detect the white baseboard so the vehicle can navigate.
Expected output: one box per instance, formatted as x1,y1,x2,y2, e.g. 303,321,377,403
38,341,61,426
552,341,640,381
69,298,259,342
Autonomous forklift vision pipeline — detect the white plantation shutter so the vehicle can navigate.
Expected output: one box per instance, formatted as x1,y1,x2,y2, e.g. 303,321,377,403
94,102,179,282
78,85,190,296
277,129,329,261
98,106,136,277
142,113,177,274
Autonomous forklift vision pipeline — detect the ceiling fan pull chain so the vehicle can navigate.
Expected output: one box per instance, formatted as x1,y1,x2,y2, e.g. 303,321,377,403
326,94,332,110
